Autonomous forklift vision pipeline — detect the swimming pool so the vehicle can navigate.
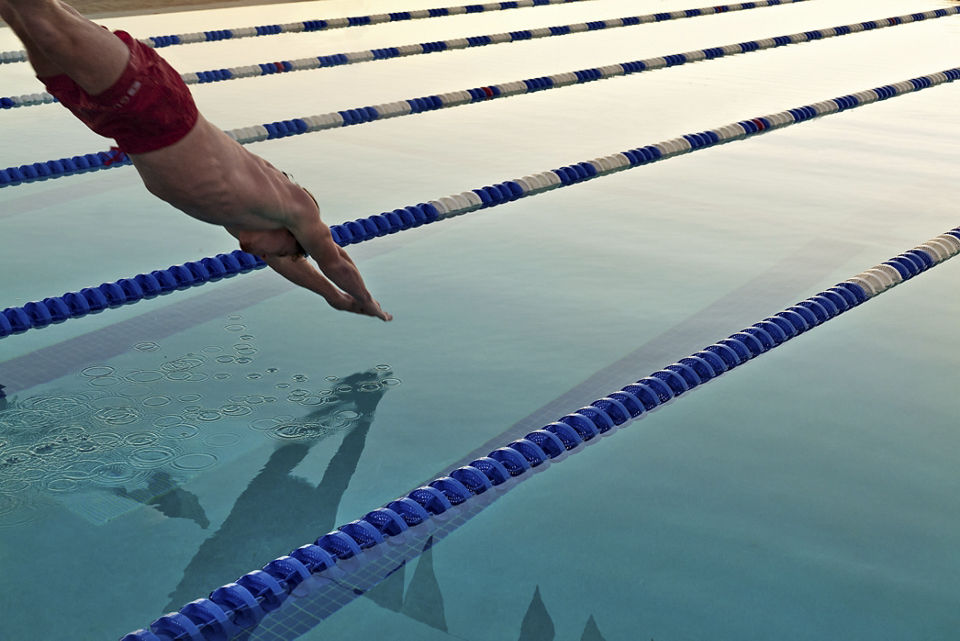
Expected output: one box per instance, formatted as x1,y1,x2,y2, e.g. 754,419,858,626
1,0,959,638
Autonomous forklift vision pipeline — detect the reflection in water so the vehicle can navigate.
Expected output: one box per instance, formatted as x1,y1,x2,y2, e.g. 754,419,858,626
364,556,405,613
363,537,448,632
580,615,608,641
194,451,614,641
401,537,447,632
515,587,609,641
165,369,391,611
114,471,210,529
0,322,401,529
519,586,555,641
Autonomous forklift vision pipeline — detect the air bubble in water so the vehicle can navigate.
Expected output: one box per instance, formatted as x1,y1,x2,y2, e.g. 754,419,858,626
90,433,124,449
81,365,115,378
250,418,280,431
160,424,199,440
203,433,240,448
124,432,159,447
172,453,218,471
221,405,251,417
46,478,79,493
131,446,177,468
92,462,138,485
62,460,101,480
153,415,184,428
126,370,164,383
89,376,121,388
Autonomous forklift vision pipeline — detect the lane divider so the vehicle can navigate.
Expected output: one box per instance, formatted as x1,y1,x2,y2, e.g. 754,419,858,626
1,6,956,188
0,0,595,64
0,0,807,110
118,226,960,640
2,66,959,340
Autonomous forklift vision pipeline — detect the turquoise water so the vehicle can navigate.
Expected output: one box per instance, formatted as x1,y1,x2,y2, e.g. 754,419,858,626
1,0,959,638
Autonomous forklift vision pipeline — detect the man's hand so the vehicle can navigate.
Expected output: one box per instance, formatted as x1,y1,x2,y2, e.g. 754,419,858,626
264,255,392,321
328,291,393,321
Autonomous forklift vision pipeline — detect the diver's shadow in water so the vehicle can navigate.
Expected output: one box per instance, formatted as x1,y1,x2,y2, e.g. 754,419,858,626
164,368,392,611
161,369,612,641
517,586,611,641
116,471,210,529
230,447,613,641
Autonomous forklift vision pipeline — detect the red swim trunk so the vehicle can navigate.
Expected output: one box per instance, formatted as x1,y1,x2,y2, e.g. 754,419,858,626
40,30,199,154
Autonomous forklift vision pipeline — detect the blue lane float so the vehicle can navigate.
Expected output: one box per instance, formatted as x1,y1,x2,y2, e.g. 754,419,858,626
2,5,957,187
3,67,960,339
0,0,593,64
0,251,267,338
119,226,959,640
174,0,807,87
1,0,812,110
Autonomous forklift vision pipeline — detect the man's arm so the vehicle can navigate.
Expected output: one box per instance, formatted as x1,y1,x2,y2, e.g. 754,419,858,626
263,254,348,307
265,253,392,321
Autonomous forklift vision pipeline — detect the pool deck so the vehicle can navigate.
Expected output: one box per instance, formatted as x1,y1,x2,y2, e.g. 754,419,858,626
2,0,307,21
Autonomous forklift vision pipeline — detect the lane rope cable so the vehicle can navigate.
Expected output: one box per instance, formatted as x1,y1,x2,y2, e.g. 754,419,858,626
118,223,960,640
2,65,959,339
0,0,596,64
0,0,807,110
2,5,955,188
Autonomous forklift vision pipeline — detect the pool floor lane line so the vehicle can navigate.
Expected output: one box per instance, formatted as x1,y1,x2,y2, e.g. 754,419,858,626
428,236,866,474
206,236,868,641
3,5,957,185
121,227,958,641
1,0,810,110
4,65,960,339
0,0,598,65
0,223,429,393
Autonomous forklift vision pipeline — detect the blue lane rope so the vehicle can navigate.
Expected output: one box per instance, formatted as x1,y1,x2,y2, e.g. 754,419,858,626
118,226,960,641
3,6,954,188
0,0,808,110
2,66,959,340
0,0,594,65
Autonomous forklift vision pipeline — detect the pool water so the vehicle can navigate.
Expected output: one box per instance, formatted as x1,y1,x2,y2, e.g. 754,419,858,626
1,0,959,639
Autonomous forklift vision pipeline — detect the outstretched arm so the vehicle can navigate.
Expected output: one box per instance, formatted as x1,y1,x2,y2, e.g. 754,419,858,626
263,254,346,307
265,253,392,321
